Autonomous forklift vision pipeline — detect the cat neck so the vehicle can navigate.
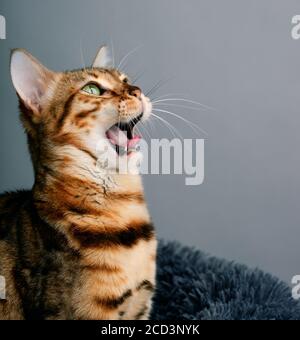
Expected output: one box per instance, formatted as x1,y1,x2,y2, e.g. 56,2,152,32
32,145,151,242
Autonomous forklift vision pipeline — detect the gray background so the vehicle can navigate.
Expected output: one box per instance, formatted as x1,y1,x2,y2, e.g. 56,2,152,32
0,0,299,283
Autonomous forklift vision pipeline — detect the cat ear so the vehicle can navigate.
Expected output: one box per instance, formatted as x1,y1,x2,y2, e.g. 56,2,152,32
10,49,55,116
92,45,112,68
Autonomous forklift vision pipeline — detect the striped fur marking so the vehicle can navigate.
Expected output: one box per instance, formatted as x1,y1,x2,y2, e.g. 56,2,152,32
95,290,132,310
56,93,76,130
135,306,148,320
107,192,145,204
82,264,121,274
136,280,155,292
70,222,155,248
5,51,157,320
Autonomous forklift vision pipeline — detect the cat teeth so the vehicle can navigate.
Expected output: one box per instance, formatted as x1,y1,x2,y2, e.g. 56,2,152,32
128,144,141,153
118,146,127,156
118,143,140,155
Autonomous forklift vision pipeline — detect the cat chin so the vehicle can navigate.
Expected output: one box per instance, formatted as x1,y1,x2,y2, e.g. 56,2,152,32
96,144,143,176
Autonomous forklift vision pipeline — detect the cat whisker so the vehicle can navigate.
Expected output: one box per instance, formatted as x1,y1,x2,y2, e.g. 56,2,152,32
145,115,157,135
79,37,87,71
152,98,214,111
132,70,147,84
110,38,115,68
151,93,188,102
136,123,152,141
152,108,208,136
153,103,207,111
150,112,183,139
136,114,156,138
145,80,165,98
117,44,143,71
145,77,173,98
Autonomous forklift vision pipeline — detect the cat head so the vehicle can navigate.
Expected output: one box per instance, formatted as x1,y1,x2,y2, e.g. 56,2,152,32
10,47,152,174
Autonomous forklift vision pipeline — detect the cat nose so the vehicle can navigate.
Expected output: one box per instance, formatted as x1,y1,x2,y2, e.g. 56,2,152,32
128,86,142,99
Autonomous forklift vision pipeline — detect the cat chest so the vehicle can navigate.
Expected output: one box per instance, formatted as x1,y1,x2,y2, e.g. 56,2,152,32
72,238,157,319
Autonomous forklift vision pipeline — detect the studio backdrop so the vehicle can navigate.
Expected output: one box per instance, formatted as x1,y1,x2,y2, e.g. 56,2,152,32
0,0,300,285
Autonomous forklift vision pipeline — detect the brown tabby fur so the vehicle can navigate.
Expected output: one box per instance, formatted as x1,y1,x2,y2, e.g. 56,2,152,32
0,49,157,320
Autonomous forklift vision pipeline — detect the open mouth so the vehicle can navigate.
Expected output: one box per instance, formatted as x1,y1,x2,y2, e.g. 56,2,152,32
106,113,143,155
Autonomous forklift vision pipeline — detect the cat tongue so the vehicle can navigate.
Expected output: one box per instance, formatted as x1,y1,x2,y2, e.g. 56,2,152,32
106,125,141,149
106,125,128,147
127,136,141,150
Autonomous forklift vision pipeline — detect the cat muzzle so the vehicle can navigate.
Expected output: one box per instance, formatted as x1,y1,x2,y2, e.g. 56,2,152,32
106,113,143,155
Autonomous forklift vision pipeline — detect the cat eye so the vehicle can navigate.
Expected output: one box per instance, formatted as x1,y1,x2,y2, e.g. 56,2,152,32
81,83,105,96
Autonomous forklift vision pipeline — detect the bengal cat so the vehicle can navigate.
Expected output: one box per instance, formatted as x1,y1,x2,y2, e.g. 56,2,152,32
0,46,157,320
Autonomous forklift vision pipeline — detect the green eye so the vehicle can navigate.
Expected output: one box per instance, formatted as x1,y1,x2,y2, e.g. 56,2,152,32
82,84,103,96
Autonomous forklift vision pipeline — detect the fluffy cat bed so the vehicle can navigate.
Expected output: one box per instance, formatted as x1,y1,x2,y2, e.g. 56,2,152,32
152,241,300,320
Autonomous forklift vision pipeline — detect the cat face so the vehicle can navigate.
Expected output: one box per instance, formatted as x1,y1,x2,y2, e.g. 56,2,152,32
10,47,152,171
